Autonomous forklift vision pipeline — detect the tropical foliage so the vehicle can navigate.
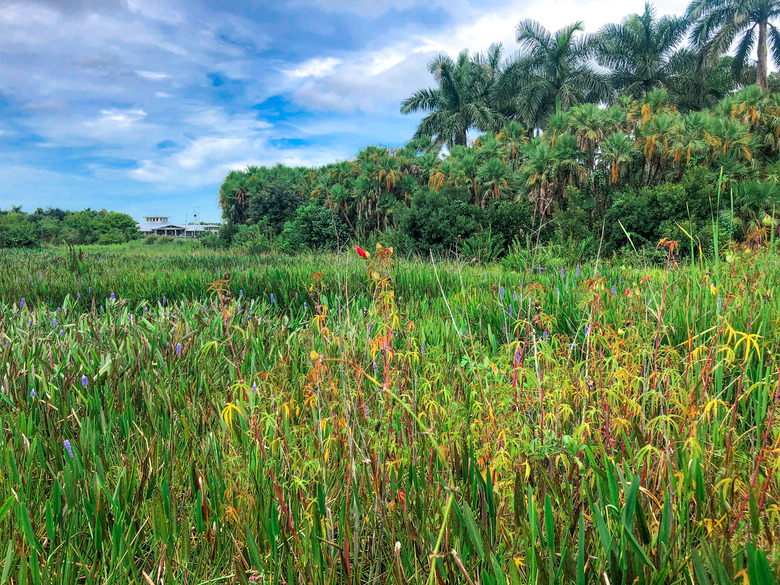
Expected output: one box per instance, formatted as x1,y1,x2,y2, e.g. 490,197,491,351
220,86,780,259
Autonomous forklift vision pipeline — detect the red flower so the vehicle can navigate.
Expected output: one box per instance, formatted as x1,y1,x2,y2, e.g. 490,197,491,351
625,288,631,296
355,245,368,259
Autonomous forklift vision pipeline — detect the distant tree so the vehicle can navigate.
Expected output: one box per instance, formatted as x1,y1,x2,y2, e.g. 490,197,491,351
597,3,690,98
494,21,611,128
687,0,780,92
401,49,502,147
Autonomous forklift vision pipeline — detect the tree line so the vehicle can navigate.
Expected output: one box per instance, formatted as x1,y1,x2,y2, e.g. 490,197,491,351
216,1,780,261
0,207,139,248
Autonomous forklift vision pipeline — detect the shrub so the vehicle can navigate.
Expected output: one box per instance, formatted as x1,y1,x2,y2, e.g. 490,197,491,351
280,204,349,251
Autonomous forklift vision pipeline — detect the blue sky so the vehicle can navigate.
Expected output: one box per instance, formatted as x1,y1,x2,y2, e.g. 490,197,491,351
0,0,686,223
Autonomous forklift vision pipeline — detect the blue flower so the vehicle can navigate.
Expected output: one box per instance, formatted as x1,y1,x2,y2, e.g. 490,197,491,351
717,297,722,312
612,285,616,295
561,268,565,278
59,330,64,336
176,343,182,355
163,296,167,305
251,385,258,393
64,439,73,458
538,265,542,274
576,264,581,277
53,318,58,327
30,390,36,398
513,291,517,301
81,375,88,387
542,330,548,339
239,290,243,296
270,293,276,303
499,286,505,300
508,304,513,317
515,348,521,362
110,293,116,300
421,345,425,356
20,298,25,308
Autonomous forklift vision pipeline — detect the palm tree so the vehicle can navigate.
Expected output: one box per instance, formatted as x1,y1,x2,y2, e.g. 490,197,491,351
597,3,690,98
401,50,501,147
219,169,250,224
495,21,611,129
687,0,780,92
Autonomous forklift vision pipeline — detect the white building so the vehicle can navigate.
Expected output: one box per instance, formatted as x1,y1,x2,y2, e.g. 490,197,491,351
137,215,219,238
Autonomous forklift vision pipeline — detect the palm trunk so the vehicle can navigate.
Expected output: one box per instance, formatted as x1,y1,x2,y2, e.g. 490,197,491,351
758,21,768,92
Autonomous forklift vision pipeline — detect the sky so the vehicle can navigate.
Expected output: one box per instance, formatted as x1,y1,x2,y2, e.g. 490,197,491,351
0,0,688,223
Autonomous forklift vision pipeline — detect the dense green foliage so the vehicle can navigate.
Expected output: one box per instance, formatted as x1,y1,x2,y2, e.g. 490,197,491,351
0,207,139,248
0,242,779,584
219,87,780,260
215,2,780,260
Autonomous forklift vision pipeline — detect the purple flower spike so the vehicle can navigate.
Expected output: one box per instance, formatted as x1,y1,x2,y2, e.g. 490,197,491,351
64,440,73,459
561,268,565,278
176,343,182,355
270,293,275,303
515,348,521,362
576,264,581,277
163,296,167,305
20,298,25,308
508,304,513,317
110,293,116,300
612,285,616,295
499,286,505,300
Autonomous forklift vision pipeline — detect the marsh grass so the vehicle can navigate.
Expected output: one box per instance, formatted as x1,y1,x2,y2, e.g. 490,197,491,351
0,240,778,584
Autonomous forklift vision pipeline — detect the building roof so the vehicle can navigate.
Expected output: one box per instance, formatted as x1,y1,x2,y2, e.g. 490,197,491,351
137,222,219,232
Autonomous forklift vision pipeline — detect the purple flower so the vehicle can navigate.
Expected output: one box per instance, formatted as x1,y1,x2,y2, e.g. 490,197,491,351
611,285,616,295
176,343,182,355
53,318,58,327
364,404,370,418
619,276,622,285
421,345,425,356
77,293,80,298
576,264,581,277
81,375,88,387
483,272,487,279
542,330,548,339
515,348,521,362
238,305,241,312
28,320,32,326
717,297,722,312
303,302,307,309
508,304,513,317
163,296,167,305
57,307,61,313
110,293,116,300
20,298,25,308
64,440,73,458
584,325,589,335
89,287,92,293
166,342,171,347
251,385,258,393
59,330,64,336
513,291,517,301
270,293,275,303
239,290,243,296
538,265,542,274
499,286,505,300
556,287,559,298
561,268,565,278
39,274,43,281
30,390,36,398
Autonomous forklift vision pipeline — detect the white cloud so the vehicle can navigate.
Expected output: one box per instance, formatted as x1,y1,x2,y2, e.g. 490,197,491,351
136,70,169,79
155,91,173,98
284,57,342,78
92,108,148,129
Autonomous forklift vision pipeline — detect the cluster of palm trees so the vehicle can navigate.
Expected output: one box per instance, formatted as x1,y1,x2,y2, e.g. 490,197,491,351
218,0,780,255
402,0,778,146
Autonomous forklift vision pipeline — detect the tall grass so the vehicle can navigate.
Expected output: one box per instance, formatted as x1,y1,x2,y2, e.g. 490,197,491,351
0,241,778,584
